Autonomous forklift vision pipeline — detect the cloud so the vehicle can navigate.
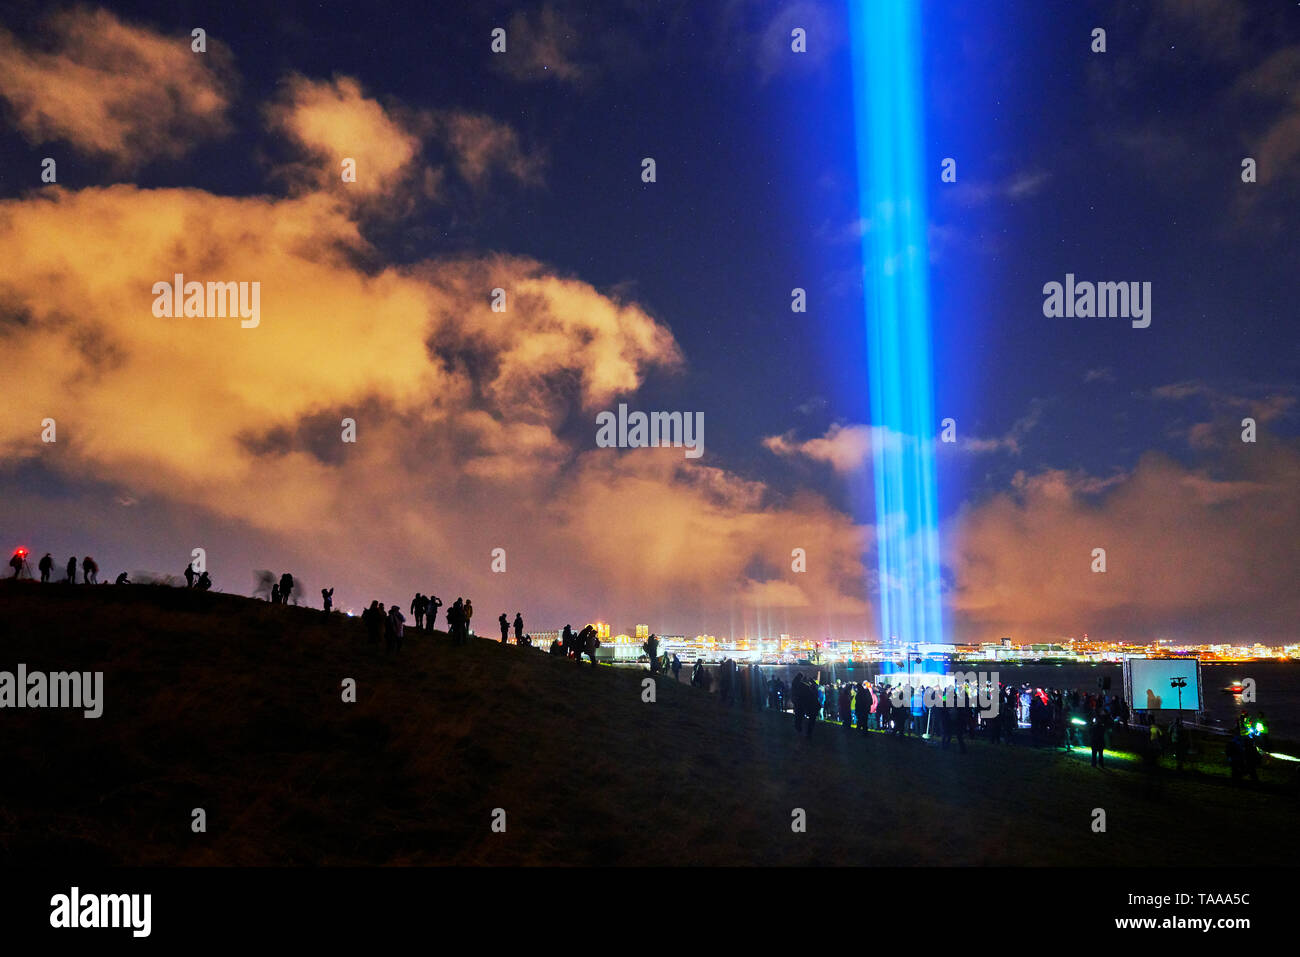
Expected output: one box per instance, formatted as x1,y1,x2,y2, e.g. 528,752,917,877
0,178,871,636
1151,380,1296,450
436,111,545,188
946,444,1300,644
766,404,1046,469
717,0,842,83
265,75,543,209
265,74,427,200
764,423,876,473
942,169,1051,207
1232,46,1300,187
494,4,586,85
0,7,236,169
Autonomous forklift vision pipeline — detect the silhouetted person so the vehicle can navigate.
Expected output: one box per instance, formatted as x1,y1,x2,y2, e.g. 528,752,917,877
856,682,871,735
513,612,523,642
387,604,406,654
499,613,510,643
427,595,443,631
271,583,280,605
279,572,294,605
82,556,98,584
322,587,334,613
363,601,383,644
1243,733,1260,781
115,572,130,585
801,675,818,737
1227,728,1245,781
464,599,474,635
184,563,196,588
579,625,600,666
643,633,660,673
66,556,76,583
1090,708,1110,768
448,598,465,645
38,553,53,583
792,674,808,734
671,654,682,682
411,594,427,630
8,551,22,579
196,571,211,591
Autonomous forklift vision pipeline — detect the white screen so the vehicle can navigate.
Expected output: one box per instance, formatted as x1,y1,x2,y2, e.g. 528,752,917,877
1128,658,1200,711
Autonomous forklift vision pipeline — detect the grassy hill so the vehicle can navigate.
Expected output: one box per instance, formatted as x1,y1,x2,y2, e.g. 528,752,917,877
1,580,1296,866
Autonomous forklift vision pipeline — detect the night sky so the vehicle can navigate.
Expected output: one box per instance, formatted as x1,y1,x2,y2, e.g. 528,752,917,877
1,1,1297,644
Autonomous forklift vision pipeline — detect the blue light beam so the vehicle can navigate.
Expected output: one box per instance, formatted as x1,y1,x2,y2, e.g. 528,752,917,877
849,0,944,652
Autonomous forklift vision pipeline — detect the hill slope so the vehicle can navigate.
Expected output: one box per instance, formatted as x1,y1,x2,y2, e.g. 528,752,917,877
0,582,1295,865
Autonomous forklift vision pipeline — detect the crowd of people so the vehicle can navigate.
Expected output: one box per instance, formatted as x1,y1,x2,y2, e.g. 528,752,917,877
7,548,213,590
5,545,1277,781
649,657,1272,780
550,624,601,665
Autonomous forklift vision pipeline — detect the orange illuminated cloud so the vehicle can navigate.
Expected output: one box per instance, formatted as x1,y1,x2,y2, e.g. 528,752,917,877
0,8,236,168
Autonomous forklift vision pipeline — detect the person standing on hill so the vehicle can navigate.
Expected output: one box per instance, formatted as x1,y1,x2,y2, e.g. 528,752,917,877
271,583,280,605
464,599,474,635
448,599,464,645
513,612,523,643
363,601,383,644
579,625,600,666
196,571,211,591
411,594,427,631
383,604,396,652
279,572,294,605
792,674,808,733
322,587,334,613
672,654,682,682
65,556,77,583
82,556,98,584
427,594,443,631
499,613,510,643
1090,707,1110,769
643,633,660,673
184,563,196,588
1170,717,1187,771
38,553,53,583
387,604,406,654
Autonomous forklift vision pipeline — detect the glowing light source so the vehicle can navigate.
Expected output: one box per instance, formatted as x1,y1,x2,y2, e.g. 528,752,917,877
849,0,944,652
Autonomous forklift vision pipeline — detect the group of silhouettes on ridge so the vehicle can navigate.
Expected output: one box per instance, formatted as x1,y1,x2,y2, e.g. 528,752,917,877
7,549,213,590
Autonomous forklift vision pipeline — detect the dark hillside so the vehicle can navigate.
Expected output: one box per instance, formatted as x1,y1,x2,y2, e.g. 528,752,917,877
1,582,1295,865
